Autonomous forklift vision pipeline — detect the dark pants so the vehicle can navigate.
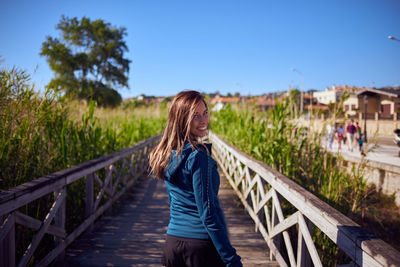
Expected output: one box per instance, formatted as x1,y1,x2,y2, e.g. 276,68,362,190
162,234,225,267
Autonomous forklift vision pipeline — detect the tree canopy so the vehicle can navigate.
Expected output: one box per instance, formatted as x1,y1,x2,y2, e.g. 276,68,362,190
41,15,131,107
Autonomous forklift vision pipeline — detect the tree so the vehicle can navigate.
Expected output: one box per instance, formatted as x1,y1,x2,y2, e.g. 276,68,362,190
40,15,131,107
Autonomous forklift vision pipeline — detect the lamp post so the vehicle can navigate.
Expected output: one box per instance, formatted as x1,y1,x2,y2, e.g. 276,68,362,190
291,68,304,116
363,95,368,143
388,35,400,42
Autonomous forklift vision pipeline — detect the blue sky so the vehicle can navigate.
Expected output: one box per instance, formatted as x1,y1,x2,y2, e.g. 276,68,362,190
1,0,400,98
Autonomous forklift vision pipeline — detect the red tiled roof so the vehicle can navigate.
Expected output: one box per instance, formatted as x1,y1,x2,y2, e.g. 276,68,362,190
305,104,329,110
210,96,240,104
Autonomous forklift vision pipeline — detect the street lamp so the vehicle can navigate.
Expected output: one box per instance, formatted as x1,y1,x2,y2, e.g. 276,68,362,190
291,68,304,116
388,35,400,42
363,95,368,143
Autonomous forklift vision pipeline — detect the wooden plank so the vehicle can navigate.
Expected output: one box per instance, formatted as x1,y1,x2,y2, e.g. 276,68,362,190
121,158,130,185
255,187,274,215
112,161,126,195
0,178,67,217
93,167,114,211
0,213,15,267
53,188,66,262
0,213,15,242
93,173,103,187
269,211,299,239
264,205,272,235
8,216,15,267
0,216,4,267
107,165,114,196
14,212,65,238
244,174,258,200
272,190,296,266
296,226,303,267
297,215,312,267
85,174,94,220
298,213,322,267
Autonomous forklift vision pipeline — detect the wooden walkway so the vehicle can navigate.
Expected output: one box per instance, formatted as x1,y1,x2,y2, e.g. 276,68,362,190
63,171,279,266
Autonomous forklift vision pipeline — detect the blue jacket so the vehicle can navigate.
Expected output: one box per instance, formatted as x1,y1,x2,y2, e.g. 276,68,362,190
164,142,242,267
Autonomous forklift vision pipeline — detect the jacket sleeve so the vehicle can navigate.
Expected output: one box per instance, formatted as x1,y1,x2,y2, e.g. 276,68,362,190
191,150,242,267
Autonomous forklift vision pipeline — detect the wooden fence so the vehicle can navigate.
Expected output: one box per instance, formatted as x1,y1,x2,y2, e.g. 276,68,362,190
209,131,400,267
0,135,160,267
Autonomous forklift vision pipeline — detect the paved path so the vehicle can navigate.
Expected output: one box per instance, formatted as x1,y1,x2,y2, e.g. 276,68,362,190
323,137,400,167
64,172,278,266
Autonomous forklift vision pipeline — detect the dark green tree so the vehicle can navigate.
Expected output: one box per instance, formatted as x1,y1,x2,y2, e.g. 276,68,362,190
40,15,131,107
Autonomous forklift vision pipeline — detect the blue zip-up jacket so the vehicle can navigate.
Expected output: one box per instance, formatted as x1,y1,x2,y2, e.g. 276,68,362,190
164,142,242,267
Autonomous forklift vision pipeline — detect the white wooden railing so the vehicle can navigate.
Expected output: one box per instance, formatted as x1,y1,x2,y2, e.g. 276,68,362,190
0,135,160,267
209,131,400,267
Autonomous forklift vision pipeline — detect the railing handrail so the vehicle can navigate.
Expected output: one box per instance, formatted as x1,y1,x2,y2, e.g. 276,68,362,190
0,135,160,216
209,131,400,267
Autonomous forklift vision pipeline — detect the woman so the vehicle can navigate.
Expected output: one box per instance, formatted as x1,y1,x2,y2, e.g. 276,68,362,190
149,90,242,267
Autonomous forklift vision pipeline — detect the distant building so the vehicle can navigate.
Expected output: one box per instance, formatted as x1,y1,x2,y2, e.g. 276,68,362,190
304,103,329,111
357,88,400,119
343,93,359,116
209,94,241,105
313,85,363,116
313,85,347,105
251,94,275,110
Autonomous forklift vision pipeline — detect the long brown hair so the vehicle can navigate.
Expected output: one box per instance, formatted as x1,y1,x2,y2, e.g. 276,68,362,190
149,90,207,179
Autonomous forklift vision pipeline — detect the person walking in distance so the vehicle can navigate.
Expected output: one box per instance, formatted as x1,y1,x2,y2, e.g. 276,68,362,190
336,124,344,150
355,122,365,155
325,124,334,149
355,122,361,144
346,119,356,151
149,90,242,267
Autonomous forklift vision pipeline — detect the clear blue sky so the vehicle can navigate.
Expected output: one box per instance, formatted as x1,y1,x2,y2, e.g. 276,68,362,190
1,0,400,98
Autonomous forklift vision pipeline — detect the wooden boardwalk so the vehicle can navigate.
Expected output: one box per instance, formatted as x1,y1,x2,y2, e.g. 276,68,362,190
64,171,278,266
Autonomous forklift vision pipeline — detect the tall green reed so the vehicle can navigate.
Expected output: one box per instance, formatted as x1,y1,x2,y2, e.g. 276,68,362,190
0,68,166,190
0,67,166,264
210,101,400,265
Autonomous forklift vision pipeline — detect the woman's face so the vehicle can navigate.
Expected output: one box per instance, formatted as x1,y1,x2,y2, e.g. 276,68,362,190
190,101,209,138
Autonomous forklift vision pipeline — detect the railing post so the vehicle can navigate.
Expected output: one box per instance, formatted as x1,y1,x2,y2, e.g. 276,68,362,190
270,191,282,261
0,213,16,267
106,166,114,216
298,216,313,267
86,173,94,232
54,187,66,262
